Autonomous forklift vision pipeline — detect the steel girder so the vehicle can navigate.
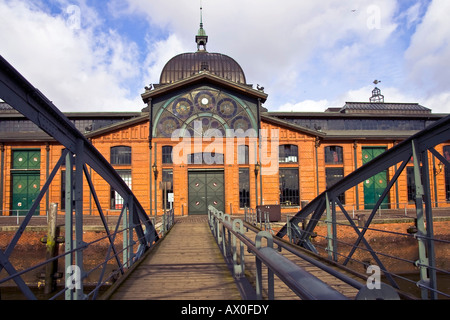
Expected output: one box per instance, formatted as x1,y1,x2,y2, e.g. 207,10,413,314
276,113,450,298
0,55,159,299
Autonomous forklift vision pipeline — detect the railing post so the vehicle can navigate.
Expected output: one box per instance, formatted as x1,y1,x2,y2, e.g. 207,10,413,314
232,219,245,277
224,214,232,257
255,231,274,300
286,215,292,243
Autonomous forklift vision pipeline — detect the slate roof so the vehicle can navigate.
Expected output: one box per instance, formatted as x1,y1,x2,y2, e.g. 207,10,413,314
340,102,431,114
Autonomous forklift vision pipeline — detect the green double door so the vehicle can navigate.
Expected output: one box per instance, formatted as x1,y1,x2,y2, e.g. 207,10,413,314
11,150,41,216
188,170,224,215
362,147,389,210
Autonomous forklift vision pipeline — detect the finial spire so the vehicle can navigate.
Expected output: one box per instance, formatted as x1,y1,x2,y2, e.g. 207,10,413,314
196,1,208,51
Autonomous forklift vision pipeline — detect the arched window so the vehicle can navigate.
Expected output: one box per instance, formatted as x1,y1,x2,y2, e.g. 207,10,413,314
111,146,131,165
279,144,298,163
162,146,173,164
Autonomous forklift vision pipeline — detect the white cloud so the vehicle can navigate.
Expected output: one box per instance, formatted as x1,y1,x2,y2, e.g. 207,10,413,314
142,34,189,86
276,100,330,113
404,0,450,112
0,0,144,112
1,0,448,116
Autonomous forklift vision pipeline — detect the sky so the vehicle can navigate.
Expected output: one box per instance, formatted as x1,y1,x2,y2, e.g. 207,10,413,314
0,0,449,114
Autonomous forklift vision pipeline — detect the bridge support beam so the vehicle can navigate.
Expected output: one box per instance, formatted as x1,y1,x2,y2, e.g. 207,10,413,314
412,140,437,299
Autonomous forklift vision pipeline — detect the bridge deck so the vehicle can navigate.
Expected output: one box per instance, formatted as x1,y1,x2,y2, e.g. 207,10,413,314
241,227,362,299
106,215,365,300
108,216,241,300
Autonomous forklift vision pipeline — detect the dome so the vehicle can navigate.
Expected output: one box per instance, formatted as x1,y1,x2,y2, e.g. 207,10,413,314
159,52,247,85
159,8,247,85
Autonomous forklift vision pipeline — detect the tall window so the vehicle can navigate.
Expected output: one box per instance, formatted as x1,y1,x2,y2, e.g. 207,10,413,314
443,146,450,201
279,168,299,206
279,144,298,163
162,146,173,164
238,145,249,165
324,146,345,203
407,166,424,203
326,168,345,204
239,168,250,208
111,146,131,165
162,170,173,209
111,170,132,209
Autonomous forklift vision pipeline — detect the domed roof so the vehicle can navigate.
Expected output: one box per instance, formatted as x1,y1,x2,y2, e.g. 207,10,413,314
159,8,246,85
159,51,247,85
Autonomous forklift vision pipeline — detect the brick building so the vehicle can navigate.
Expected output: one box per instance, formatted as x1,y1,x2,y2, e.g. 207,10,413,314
1,22,449,218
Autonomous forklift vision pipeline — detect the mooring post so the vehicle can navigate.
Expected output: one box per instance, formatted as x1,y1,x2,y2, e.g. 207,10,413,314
45,202,58,295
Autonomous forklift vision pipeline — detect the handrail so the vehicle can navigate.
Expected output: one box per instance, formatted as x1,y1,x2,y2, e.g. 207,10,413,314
208,205,351,300
275,114,450,299
0,55,163,300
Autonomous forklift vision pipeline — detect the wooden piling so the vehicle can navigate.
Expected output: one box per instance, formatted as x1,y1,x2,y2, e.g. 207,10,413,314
45,203,58,295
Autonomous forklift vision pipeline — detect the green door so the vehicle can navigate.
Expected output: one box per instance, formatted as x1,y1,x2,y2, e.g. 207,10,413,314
362,147,389,210
11,150,41,216
188,171,224,215
11,173,40,215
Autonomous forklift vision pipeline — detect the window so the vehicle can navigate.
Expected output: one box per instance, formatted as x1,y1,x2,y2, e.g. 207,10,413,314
325,146,343,164
162,146,173,164
238,145,249,165
239,168,250,208
443,146,450,201
324,146,345,203
111,146,131,165
111,170,132,209
407,166,423,203
188,152,224,165
326,168,345,204
279,144,298,163
162,170,174,210
279,168,299,206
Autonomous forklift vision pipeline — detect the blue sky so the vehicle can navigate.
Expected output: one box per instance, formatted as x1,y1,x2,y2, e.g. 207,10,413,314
1,0,449,113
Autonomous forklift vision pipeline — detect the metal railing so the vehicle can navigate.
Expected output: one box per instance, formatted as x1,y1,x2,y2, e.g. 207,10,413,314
208,205,370,300
0,55,174,300
276,114,450,300
0,209,175,300
283,212,450,298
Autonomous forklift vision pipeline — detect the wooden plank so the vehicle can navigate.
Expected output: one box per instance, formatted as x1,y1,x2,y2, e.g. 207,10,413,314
109,216,241,300
240,229,362,300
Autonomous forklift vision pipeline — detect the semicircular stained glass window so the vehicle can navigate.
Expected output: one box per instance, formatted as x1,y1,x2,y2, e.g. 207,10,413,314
156,88,254,137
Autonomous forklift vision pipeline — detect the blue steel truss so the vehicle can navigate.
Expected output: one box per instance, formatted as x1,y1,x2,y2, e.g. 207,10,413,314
276,114,450,299
0,55,160,299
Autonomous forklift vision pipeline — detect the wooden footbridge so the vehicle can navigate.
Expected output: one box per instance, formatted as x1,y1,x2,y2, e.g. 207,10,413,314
102,213,379,301
1,54,449,302
106,216,242,300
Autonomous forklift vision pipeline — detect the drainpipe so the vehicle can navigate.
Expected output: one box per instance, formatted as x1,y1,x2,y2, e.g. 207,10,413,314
148,98,153,217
